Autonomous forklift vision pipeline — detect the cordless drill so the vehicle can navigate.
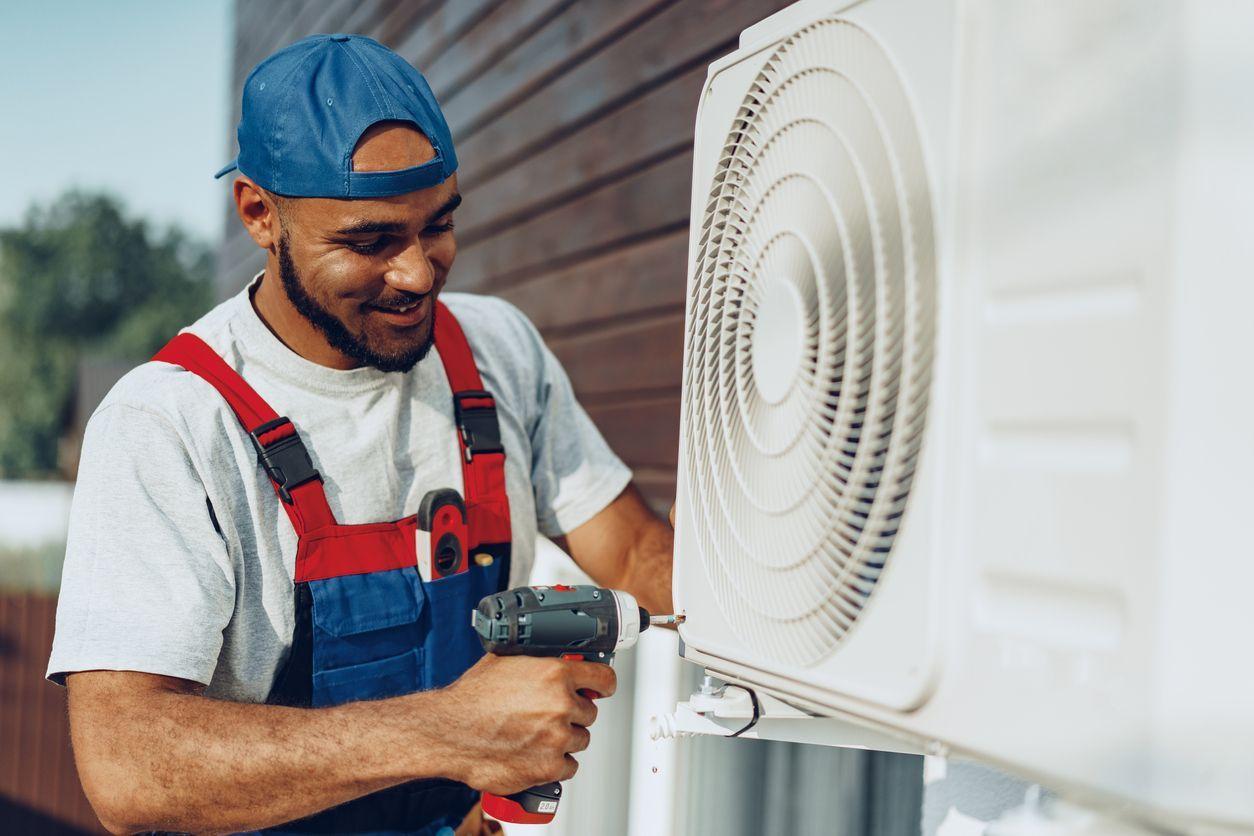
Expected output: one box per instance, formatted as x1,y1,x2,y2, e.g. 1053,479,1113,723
471,584,682,825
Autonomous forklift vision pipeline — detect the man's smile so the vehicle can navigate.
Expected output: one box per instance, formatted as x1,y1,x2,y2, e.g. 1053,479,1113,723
368,294,429,328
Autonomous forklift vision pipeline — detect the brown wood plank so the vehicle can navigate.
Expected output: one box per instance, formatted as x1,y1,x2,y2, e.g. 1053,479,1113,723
374,0,443,49
307,0,361,35
587,396,680,469
231,1,274,77
494,231,687,337
280,0,338,53
230,2,268,89
393,0,504,70
12,596,34,805
424,0,575,101
454,149,692,291
0,596,20,800
342,0,401,36
243,0,306,68
442,0,674,146
454,63,704,242
227,1,273,137
456,0,793,190
548,312,684,397
25,594,51,802
0,594,98,830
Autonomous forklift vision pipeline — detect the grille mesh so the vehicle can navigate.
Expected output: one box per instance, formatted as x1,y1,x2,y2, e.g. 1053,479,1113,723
682,19,937,665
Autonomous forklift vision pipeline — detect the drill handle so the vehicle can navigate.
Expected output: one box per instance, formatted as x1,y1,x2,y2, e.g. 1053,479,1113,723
482,658,599,825
562,652,609,699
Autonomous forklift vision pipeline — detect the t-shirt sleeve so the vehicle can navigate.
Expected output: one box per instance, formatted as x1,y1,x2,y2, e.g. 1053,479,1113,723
489,301,632,538
47,401,235,687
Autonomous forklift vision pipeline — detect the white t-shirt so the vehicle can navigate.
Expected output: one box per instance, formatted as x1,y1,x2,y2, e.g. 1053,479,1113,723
47,277,632,702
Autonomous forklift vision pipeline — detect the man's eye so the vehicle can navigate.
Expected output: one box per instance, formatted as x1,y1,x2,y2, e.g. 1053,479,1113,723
347,237,390,255
423,220,455,236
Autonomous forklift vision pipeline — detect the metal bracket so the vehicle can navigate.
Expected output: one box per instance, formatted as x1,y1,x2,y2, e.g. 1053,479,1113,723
651,674,923,755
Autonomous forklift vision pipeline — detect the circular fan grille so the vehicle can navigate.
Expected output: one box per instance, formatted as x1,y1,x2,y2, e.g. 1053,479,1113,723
682,19,937,667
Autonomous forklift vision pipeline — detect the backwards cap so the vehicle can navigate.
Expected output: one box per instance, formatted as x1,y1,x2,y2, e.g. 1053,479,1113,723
215,34,457,198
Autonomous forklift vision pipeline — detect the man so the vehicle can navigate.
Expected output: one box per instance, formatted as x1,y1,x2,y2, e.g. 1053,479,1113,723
47,34,675,835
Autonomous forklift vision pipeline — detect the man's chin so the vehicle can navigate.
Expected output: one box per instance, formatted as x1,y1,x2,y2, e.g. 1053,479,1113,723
356,327,436,373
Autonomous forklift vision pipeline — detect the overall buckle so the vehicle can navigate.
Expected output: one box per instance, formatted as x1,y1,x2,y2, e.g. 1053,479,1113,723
249,417,321,503
454,390,504,462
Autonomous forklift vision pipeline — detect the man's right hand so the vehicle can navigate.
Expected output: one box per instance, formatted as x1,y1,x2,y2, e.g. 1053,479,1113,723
436,653,617,795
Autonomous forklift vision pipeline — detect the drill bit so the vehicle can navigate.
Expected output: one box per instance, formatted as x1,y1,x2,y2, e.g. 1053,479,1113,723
649,613,686,626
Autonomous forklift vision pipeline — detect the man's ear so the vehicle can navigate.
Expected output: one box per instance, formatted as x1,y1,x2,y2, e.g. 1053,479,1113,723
233,176,283,252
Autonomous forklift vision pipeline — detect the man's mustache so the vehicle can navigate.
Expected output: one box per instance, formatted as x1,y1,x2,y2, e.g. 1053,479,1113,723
369,292,426,311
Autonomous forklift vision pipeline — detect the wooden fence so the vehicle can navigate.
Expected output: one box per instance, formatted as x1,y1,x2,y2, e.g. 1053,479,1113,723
0,592,99,832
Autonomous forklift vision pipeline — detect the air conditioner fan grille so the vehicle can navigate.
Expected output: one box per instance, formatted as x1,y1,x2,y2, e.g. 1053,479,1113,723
682,19,937,666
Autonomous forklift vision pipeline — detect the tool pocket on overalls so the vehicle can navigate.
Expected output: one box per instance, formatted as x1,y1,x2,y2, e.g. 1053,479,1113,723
420,561,498,689
309,566,428,707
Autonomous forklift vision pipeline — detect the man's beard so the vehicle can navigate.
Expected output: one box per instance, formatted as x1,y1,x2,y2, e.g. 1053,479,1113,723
277,233,436,373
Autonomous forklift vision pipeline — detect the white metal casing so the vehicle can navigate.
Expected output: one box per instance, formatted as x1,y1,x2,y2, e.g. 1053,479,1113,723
673,0,1254,829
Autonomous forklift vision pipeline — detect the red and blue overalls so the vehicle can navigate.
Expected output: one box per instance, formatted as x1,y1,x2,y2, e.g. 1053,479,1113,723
153,301,511,834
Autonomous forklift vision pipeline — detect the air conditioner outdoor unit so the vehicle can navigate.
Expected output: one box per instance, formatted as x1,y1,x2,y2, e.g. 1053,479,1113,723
671,0,1254,829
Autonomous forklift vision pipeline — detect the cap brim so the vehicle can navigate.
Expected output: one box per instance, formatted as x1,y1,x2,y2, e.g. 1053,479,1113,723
213,159,239,179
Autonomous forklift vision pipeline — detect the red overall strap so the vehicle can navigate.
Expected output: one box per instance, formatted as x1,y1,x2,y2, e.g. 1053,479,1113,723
433,302,512,549
152,333,337,536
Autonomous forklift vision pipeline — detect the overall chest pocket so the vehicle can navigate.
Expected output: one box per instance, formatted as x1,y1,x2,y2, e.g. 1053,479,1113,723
420,562,502,689
308,567,428,707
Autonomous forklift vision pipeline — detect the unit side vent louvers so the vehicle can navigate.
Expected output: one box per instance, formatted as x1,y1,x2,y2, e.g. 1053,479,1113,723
682,19,938,666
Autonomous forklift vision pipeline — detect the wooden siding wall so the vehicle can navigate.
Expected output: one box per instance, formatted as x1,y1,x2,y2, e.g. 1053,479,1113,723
0,593,99,833
216,0,796,511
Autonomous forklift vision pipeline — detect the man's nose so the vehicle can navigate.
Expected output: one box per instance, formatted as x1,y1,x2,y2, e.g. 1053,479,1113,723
384,242,436,295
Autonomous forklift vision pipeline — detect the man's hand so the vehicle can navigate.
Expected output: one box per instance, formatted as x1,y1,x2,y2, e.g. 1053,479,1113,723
442,653,616,794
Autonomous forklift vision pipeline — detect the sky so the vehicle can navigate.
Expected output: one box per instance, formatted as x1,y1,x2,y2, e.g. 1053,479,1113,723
0,1,233,242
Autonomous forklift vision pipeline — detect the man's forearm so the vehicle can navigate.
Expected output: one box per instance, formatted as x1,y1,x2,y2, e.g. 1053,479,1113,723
558,485,677,618
68,672,463,834
621,515,675,617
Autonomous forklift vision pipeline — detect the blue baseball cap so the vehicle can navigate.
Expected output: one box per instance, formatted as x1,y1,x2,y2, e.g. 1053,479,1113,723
215,33,458,198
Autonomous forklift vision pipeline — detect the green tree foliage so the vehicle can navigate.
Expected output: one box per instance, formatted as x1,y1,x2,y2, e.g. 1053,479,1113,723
0,191,213,477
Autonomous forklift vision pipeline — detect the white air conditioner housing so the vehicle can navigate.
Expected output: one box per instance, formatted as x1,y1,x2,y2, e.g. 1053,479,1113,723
672,0,1254,829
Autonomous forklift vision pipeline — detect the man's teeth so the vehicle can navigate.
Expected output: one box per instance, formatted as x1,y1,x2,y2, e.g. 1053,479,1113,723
384,301,419,313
